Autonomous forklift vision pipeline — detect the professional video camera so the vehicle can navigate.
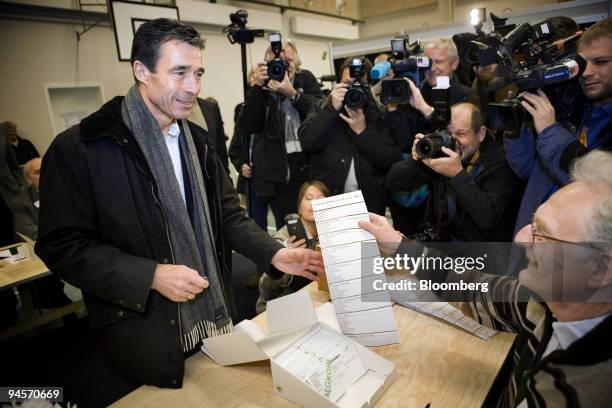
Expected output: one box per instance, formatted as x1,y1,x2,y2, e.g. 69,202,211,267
266,32,288,82
487,33,586,132
344,58,370,109
379,38,432,105
223,10,264,45
456,21,553,67
415,130,456,159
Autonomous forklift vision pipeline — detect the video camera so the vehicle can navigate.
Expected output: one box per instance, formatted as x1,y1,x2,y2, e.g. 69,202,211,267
487,32,585,132
267,33,288,82
344,58,370,109
455,21,553,67
379,38,432,105
222,10,264,45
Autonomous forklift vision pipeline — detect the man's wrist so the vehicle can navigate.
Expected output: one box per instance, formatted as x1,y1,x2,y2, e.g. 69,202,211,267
422,105,434,119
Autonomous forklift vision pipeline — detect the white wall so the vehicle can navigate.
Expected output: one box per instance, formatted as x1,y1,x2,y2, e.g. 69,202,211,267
0,18,333,157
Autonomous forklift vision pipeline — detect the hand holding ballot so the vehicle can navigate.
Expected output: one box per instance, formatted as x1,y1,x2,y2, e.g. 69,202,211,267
358,213,404,254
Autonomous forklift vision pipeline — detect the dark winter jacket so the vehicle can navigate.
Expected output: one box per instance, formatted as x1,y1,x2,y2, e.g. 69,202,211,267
35,96,283,388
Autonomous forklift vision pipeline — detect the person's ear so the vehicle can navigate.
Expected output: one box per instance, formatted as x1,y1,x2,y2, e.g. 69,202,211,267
477,125,487,143
452,57,460,71
133,60,151,85
587,254,612,290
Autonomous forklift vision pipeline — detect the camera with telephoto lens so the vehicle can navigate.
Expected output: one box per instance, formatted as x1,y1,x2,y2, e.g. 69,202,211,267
266,32,288,82
344,58,370,109
380,38,432,105
415,130,455,159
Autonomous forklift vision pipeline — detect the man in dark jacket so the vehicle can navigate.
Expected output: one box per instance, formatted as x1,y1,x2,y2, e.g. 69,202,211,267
5,121,39,165
385,38,470,235
238,39,322,228
386,102,520,241
298,57,401,215
190,96,229,174
35,19,322,391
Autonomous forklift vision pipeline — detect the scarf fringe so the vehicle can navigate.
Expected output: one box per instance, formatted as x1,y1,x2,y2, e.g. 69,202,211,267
182,319,234,352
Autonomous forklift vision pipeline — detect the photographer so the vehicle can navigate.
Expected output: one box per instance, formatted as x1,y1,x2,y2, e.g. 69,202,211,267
396,38,470,140
298,57,401,215
238,37,322,224
505,17,612,236
386,102,520,241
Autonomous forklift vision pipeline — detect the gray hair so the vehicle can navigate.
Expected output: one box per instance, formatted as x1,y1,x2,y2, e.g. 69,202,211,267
264,38,302,70
424,38,458,61
570,150,612,243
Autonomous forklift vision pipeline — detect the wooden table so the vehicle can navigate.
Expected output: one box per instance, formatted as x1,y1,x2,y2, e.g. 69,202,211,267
113,284,516,408
0,244,85,340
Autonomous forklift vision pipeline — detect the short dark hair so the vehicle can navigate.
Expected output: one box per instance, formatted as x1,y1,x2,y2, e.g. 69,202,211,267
579,17,612,48
130,18,204,75
545,16,579,41
338,57,373,82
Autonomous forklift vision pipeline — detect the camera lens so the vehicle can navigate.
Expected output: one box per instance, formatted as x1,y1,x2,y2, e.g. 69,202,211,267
415,139,434,158
345,88,364,109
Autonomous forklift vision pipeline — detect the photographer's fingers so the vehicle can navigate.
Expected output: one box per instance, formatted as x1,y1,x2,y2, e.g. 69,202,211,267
339,113,352,124
441,146,458,158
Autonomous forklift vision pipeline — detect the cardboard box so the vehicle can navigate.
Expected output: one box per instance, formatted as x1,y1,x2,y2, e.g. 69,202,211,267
201,290,396,408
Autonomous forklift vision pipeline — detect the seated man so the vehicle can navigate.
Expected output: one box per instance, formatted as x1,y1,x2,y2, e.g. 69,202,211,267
9,157,71,308
386,102,521,241
5,121,39,165
361,150,612,407
11,157,41,239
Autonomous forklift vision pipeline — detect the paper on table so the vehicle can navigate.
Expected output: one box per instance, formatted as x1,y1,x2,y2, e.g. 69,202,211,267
274,324,368,403
387,275,498,341
312,191,399,347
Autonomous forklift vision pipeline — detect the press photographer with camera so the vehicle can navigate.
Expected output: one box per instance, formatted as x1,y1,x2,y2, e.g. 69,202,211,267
238,34,322,225
386,102,520,242
298,57,401,215
504,17,612,238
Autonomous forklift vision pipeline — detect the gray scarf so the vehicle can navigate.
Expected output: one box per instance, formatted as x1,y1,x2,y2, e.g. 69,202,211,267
121,85,232,352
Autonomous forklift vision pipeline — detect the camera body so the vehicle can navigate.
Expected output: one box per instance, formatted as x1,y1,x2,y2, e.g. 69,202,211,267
344,58,370,109
266,33,289,82
415,130,456,159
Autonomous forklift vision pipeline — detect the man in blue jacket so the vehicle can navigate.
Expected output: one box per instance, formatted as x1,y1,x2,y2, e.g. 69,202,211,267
505,17,612,239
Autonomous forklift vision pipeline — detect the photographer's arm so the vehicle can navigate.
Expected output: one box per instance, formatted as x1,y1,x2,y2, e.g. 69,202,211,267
503,127,537,180
298,101,337,153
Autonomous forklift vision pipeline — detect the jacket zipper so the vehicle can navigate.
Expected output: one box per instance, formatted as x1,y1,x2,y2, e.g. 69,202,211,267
114,139,183,344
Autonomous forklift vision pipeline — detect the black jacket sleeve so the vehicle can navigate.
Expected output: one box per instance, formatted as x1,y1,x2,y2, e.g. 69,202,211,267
385,157,430,192
298,101,338,153
447,161,519,231
35,133,156,312
238,85,268,136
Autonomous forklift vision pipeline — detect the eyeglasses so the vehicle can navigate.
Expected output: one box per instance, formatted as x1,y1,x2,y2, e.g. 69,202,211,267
530,223,573,244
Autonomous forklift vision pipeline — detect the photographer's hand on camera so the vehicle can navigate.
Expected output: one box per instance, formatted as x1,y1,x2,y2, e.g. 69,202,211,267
330,82,348,111
406,78,434,119
411,133,425,161
339,107,366,135
411,133,462,177
253,62,269,87
520,90,557,135
267,72,297,99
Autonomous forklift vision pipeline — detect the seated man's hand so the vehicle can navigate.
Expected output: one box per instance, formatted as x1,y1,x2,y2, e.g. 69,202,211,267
339,107,366,135
422,146,463,178
520,90,556,135
358,213,403,254
152,264,209,303
407,79,434,118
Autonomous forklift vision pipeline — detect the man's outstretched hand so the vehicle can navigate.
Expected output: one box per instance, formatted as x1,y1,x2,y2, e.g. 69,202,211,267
271,248,324,282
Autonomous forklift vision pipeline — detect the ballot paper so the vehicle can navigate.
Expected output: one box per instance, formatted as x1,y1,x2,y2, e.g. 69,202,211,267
387,274,498,341
274,324,368,403
312,191,399,347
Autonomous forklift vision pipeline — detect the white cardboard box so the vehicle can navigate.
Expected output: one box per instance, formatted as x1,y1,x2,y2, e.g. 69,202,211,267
201,290,396,408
